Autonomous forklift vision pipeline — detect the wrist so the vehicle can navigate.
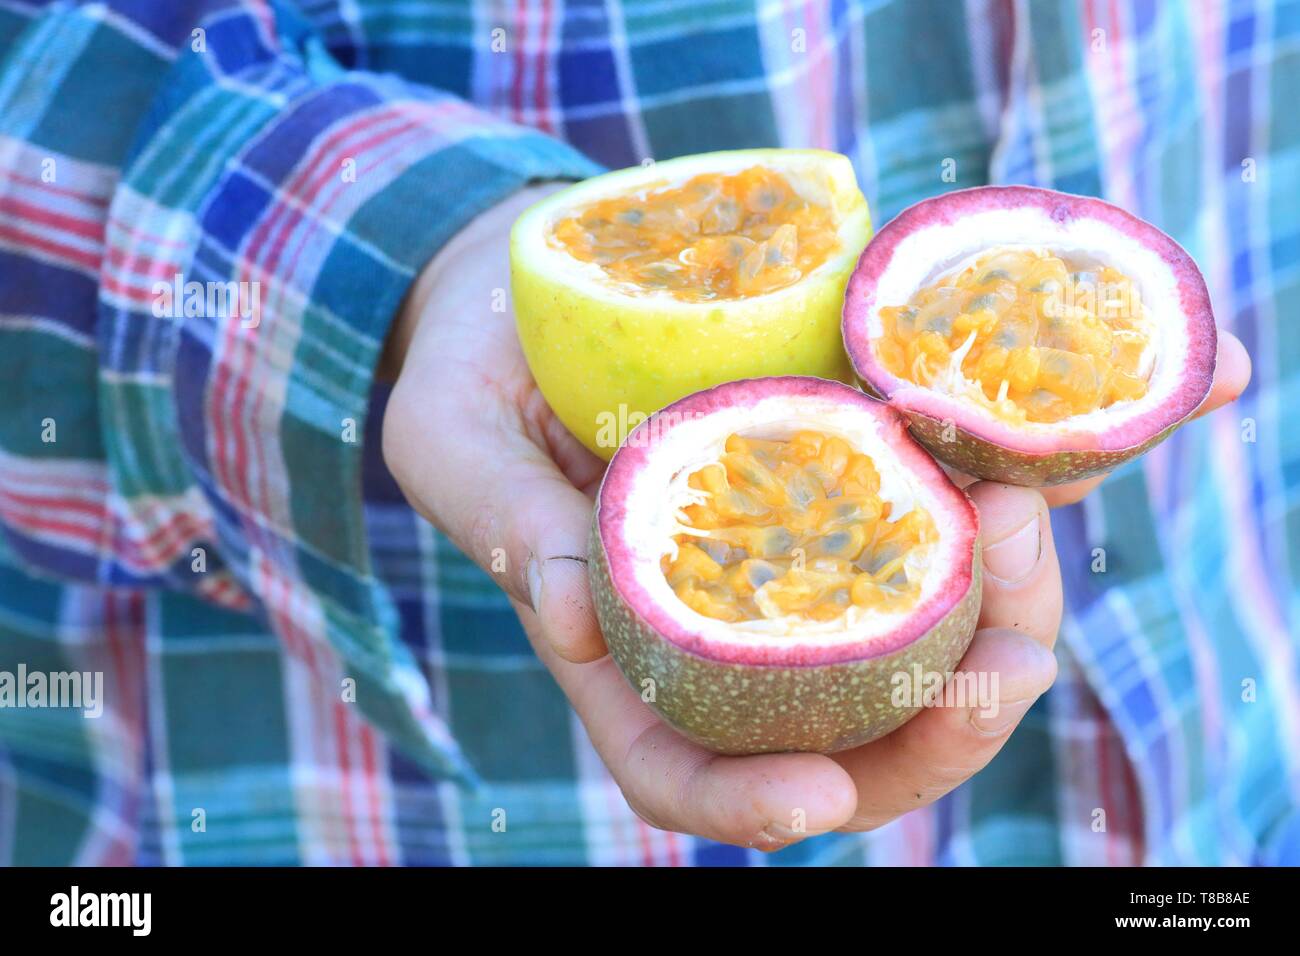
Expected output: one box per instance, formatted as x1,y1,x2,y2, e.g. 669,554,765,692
378,181,570,382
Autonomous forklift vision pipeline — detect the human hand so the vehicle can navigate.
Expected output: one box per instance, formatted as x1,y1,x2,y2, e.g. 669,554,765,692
517,481,1060,847
380,187,1053,849
380,185,1242,849
383,183,610,664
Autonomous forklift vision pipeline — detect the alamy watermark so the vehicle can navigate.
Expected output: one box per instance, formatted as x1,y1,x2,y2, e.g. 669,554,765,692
0,664,103,718
151,273,261,328
1040,275,1140,322
891,663,1001,718
594,403,708,450
50,886,150,936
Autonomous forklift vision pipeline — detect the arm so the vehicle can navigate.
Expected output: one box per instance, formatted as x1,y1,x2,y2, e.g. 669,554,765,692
0,0,596,779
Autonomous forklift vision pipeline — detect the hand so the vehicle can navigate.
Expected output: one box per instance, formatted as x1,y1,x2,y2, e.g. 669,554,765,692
383,183,609,663
381,185,1244,849
519,481,1059,846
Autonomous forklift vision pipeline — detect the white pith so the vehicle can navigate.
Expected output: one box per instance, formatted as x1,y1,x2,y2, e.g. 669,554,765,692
619,394,965,646
513,149,869,312
869,207,1189,433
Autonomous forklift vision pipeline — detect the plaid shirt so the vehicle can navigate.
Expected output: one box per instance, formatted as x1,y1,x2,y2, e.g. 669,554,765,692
0,0,1295,866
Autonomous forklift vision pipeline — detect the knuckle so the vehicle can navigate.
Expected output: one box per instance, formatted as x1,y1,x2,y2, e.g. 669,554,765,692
380,392,414,485
917,761,980,797
619,723,703,837
622,794,672,834
463,501,504,566
837,815,884,834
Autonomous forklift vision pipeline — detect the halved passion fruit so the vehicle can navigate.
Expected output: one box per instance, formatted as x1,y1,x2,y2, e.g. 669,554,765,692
589,376,980,754
512,149,871,459
842,186,1217,485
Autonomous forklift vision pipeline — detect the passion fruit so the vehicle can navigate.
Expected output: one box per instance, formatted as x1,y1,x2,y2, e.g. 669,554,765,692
589,376,981,755
842,186,1217,485
512,149,871,459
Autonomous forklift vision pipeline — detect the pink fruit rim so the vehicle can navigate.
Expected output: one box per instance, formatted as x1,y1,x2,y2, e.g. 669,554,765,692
595,376,979,668
842,185,1217,454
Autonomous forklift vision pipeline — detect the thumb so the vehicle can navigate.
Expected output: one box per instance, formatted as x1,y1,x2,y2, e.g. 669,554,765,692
964,481,1061,648
515,469,605,663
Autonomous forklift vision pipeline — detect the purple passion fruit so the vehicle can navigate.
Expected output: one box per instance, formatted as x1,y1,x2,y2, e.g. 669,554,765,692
842,186,1217,485
589,376,981,755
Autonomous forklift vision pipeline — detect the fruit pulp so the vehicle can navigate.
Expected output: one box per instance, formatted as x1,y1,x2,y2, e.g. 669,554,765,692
550,168,839,301
874,247,1152,423
662,431,934,624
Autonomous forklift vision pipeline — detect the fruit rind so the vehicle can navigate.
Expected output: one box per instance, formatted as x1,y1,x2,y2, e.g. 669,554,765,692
588,376,981,754
843,185,1217,485
888,399,1186,485
512,150,872,460
589,521,980,753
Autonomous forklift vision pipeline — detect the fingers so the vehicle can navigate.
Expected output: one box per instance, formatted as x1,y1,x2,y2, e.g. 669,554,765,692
832,627,1057,830
1194,329,1251,420
1039,473,1106,509
966,482,1061,648
619,720,861,850
951,464,1104,509
384,375,607,662
520,605,860,849
831,481,1060,829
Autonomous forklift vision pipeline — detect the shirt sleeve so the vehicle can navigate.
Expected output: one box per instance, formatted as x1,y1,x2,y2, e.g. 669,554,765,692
0,0,600,781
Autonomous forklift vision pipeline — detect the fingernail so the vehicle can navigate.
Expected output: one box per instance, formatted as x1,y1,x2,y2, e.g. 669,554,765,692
982,514,1041,585
970,697,1035,736
525,556,543,612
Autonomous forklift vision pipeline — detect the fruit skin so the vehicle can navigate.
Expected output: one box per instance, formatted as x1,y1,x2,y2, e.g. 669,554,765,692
886,405,1185,486
512,149,871,460
589,528,980,754
588,376,981,755
843,185,1217,486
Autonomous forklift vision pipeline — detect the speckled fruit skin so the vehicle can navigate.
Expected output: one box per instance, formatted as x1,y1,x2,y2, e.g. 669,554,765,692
864,382,1187,486
844,185,1218,486
587,376,982,756
589,528,981,754
512,149,871,461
